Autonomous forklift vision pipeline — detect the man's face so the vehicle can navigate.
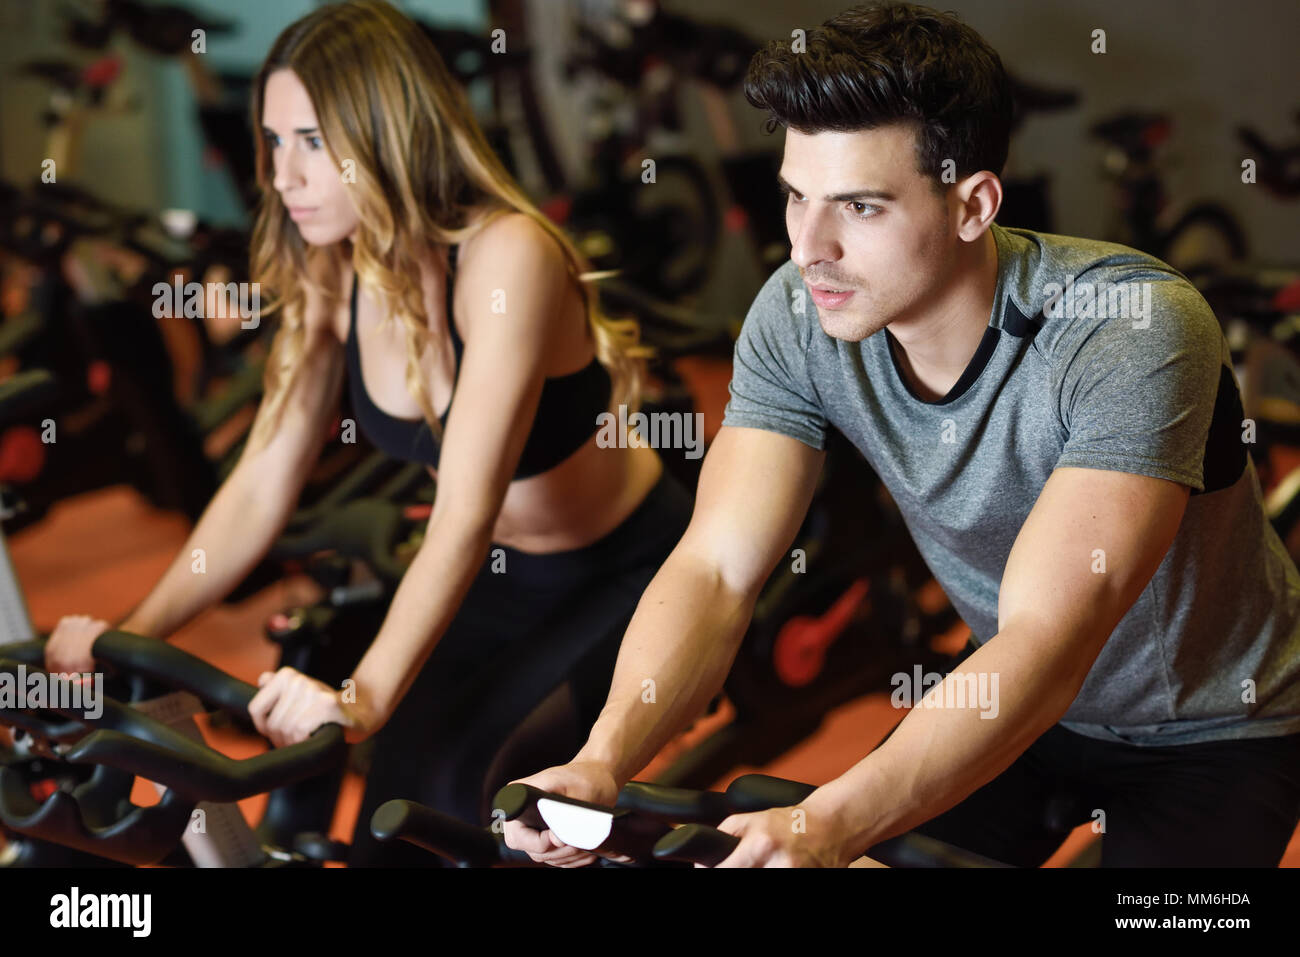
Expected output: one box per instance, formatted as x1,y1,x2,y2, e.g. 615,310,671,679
263,68,359,246
781,124,953,341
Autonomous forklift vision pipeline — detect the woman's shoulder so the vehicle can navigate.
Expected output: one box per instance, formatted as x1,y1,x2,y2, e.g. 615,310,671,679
458,209,569,281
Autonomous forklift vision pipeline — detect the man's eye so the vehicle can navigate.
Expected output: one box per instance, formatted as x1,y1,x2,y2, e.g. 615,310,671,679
849,202,878,219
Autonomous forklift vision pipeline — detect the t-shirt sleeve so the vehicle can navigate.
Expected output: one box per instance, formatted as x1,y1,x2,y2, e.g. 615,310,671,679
1051,275,1224,491
722,265,828,450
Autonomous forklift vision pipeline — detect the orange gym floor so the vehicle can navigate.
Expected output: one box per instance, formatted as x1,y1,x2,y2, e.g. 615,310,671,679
7,482,1299,867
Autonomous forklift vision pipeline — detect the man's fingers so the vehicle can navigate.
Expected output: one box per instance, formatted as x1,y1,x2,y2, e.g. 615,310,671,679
502,821,555,855
508,825,594,867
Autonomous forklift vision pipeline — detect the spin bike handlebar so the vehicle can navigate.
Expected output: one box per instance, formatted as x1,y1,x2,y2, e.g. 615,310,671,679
0,632,346,863
372,774,1012,868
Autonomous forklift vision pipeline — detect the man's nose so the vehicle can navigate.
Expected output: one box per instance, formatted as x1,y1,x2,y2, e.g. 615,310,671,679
789,206,840,270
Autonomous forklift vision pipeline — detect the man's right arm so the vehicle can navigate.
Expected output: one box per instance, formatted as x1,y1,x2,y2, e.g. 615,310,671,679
575,424,826,782
501,422,825,864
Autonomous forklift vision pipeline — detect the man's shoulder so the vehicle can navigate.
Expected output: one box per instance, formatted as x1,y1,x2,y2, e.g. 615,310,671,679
995,226,1217,366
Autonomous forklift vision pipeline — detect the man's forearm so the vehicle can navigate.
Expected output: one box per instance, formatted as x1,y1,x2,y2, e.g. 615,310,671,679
575,547,756,785
804,625,1087,859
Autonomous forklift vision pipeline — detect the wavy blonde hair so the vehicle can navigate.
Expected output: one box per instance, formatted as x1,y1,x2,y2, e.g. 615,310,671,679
246,0,650,451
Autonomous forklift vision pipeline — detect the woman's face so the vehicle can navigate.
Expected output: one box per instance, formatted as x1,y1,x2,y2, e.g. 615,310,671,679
262,68,359,246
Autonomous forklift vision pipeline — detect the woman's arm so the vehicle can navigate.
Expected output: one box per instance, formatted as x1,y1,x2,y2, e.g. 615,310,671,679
249,214,579,745
45,288,345,674
123,320,346,637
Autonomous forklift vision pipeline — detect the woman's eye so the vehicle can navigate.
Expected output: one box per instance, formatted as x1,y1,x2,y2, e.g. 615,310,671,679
306,136,323,150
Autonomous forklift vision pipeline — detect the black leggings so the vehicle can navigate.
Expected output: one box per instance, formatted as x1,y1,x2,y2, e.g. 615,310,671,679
347,467,693,867
909,644,1300,867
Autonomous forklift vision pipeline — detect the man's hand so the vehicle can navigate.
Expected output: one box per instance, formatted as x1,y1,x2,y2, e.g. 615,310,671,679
248,667,370,747
713,804,854,868
499,761,625,868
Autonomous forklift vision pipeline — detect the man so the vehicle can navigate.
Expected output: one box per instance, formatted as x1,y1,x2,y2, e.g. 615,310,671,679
504,2,1300,867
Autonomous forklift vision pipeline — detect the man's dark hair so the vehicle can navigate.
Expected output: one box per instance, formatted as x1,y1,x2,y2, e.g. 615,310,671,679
744,2,1014,187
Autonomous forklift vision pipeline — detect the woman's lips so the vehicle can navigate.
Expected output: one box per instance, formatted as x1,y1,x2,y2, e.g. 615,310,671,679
288,207,316,221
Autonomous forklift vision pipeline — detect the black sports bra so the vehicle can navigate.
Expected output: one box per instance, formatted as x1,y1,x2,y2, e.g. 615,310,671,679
344,245,613,479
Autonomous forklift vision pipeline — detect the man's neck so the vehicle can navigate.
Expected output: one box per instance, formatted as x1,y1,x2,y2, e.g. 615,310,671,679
887,230,1000,402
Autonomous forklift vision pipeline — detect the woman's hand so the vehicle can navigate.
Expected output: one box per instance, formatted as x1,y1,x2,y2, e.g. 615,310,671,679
44,615,112,675
248,667,373,748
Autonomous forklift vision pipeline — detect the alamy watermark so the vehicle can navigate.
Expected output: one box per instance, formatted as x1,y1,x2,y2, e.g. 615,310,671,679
1043,274,1153,328
151,277,260,330
890,665,1000,719
49,887,150,937
596,404,705,459
0,665,103,720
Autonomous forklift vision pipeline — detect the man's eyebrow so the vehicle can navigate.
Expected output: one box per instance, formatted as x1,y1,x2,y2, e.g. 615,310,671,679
777,173,895,203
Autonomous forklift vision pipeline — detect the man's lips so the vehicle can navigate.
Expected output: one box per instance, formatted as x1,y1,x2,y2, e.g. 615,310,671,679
808,284,855,308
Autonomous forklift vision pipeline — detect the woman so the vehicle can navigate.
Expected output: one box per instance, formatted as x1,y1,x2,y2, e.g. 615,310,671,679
45,0,693,866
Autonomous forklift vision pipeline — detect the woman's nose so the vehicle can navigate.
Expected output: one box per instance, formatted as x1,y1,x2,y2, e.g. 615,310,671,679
272,148,304,194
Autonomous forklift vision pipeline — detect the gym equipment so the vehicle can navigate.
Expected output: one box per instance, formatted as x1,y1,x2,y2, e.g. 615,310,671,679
0,632,346,867
1089,111,1249,278
1237,108,1300,199
0,368,430,862
999,73,1082,233
371,774,1013,867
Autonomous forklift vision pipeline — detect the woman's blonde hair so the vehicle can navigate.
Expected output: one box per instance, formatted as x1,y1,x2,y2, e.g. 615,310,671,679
246,0,651,451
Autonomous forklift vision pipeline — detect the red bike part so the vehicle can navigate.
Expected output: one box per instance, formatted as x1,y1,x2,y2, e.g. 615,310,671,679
86,360,111,395
30,779,58,802
82,55,122,89
0,426,46,483
540,195,572,225
1143,118,1172,149
772,578,871,688
724,205,749,234
402,504,432,521
1273,278,1300,313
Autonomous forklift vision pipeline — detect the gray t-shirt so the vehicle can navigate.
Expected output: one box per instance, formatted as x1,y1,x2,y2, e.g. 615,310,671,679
722,223,1300,746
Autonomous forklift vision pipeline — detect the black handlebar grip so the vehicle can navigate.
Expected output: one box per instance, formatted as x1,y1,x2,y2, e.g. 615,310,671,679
866,833,1014,869
491,782,551,831
724,773,818,813
616,781,732,823
652,823,740,867
90,631,258,719
65,723,346,803
371,799,536,868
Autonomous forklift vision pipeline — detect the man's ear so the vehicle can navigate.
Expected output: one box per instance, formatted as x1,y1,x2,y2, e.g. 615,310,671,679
955,171,1002,240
